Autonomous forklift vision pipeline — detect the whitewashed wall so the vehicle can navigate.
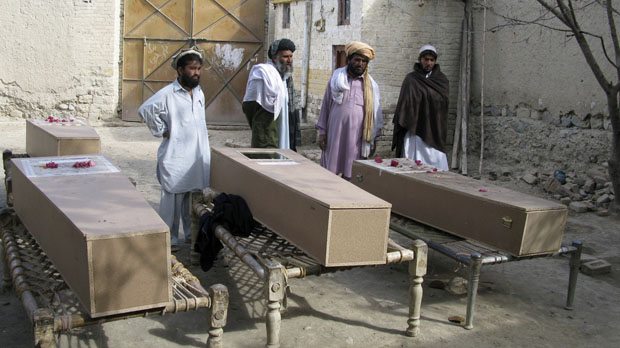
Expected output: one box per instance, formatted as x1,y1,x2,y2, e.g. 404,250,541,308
0,0,121,121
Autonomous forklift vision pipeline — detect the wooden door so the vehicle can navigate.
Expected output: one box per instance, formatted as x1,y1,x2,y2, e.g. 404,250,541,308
122,0,265,125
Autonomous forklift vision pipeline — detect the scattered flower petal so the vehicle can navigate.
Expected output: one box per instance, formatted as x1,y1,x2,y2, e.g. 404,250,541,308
390,160,399,167
374,156,383,163
73,160,96,168
479,189,488,192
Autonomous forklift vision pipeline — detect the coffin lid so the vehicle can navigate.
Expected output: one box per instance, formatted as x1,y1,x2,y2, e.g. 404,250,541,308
213,147,391,210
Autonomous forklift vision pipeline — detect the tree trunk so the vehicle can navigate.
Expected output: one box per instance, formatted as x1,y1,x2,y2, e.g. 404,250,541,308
606,90,620,210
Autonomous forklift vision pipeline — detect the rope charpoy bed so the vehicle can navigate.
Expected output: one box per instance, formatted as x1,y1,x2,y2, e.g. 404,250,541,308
0,203,228,347
191,193,428,348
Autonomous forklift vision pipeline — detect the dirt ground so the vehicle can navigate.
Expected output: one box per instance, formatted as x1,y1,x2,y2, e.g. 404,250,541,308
1,119,619,348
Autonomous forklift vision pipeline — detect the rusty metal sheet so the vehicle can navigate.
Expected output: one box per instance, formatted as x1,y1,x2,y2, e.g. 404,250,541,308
122,0,265,124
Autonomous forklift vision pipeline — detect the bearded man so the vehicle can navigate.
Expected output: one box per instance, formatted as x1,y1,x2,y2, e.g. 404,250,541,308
138,47,211,252
392,45,450,170
316,41,382,180
243,38,301,149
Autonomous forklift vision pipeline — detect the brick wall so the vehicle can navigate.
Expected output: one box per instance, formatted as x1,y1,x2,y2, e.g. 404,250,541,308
0,0,121,121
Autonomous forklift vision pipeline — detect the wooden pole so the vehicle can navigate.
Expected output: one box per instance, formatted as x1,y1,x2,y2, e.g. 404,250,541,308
461,0,473,176
479,0,488,176
451,15,468,170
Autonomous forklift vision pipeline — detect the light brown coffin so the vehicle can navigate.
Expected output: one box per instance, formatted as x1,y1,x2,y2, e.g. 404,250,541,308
351,159,567,256
11,155,171,318
210,147,391,267
26,119,101,157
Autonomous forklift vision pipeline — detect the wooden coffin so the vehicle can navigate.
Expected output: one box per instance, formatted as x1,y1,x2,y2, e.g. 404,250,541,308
11,155,171,318
26,119,101,157
210,147,391,267
351,159,567,256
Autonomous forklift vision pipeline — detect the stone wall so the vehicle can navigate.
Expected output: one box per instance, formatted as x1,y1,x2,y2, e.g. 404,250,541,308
0,0,121,121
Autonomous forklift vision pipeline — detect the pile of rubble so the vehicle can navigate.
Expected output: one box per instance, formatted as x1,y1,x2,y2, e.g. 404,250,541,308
514,168,615,216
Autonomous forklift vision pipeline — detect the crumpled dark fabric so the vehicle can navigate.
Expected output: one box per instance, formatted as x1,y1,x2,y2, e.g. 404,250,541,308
286,75,302,151
194,193,256,271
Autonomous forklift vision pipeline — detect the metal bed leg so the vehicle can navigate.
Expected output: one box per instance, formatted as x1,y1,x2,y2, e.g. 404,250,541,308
33,308,55,348
264,260,285,348
464,253,482,330
565,240,583,310
407,240,427,337
206,284,229,348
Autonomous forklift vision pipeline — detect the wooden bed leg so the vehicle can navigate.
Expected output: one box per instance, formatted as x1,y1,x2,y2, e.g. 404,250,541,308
565,240,583,310
264,260,285,348
33,308,55,348
3,149,14,207
1,238,11,292
464,253,483,330
407,240,427,337
206,284,228,348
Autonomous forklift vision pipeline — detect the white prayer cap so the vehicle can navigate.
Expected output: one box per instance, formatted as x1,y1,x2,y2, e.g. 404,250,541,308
418,44,438,57
171,46,204,69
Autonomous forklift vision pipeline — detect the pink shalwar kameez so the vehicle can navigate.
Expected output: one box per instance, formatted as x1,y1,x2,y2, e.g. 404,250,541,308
316,76,365,179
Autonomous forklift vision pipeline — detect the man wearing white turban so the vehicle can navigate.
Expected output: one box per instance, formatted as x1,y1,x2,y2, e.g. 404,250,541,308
392,44,450,171
316,41,382,179
138,46,211,252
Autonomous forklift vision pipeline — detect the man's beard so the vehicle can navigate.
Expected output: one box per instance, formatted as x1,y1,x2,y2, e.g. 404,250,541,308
347,64,365,77
275,60,293,78
180,73,200,89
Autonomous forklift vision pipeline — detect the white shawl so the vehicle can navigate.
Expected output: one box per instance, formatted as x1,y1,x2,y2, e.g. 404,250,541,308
243,62,286,120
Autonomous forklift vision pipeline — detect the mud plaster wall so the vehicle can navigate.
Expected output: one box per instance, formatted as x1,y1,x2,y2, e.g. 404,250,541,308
0,0,121,122
469,1,614,130
463,0,615,177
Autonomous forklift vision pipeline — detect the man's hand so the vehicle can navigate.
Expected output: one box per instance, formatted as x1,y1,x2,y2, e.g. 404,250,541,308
163,130,170,139
318,134,327,151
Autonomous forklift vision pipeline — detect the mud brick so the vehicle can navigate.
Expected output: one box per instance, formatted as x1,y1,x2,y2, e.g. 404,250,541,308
580,259,612,276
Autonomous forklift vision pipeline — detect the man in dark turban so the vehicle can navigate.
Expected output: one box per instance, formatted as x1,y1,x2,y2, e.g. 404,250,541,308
242,39,301,149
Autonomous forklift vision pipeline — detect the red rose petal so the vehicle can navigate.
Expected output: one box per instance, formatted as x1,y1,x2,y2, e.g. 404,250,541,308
390,160,399,167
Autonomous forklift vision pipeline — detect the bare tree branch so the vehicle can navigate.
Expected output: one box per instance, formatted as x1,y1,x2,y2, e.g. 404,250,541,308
537,0,571,26
595,0,620,16
550,0,612,92
487,2,619,69
606,0,620,83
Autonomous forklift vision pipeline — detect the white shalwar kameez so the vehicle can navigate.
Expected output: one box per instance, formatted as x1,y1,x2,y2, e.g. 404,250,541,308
402,132,449,171
139,79,211,246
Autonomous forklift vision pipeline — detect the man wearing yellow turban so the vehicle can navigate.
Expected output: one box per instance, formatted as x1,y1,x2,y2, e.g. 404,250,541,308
315,41,383,179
